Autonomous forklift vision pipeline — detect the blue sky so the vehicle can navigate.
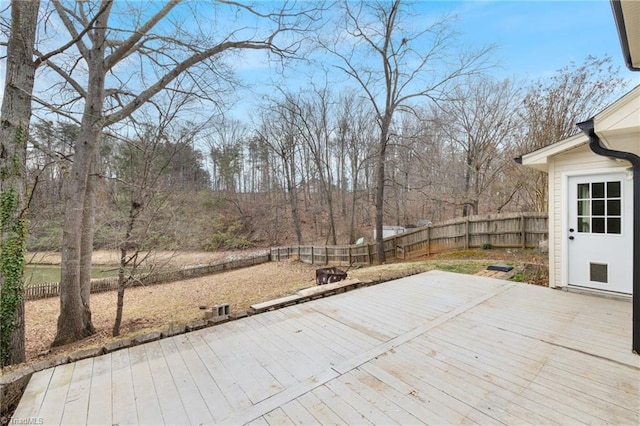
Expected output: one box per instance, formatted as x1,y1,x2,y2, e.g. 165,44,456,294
436,0,639,81
232,0,639,120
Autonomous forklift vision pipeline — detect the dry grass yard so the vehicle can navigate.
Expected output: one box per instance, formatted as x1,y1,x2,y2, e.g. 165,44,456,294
17,248,547,372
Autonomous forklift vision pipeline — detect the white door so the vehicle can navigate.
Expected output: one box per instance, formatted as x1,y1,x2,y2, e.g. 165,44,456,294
567,173,632,294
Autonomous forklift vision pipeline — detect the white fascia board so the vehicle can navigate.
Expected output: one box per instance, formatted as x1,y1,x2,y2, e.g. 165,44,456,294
521,133,589,172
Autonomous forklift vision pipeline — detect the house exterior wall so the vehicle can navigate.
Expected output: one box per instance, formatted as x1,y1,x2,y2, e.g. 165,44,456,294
547,143,633,288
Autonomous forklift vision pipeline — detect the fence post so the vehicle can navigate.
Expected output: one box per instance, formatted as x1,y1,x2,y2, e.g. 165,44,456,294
521,213,526,248
311,246,315,265
465,218,470,250
427,226,431,255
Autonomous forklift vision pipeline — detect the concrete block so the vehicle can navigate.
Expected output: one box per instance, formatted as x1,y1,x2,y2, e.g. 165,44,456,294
103,339,132,353
229,311,247,320
134,332,161,345
186,320,208,331
31,355,70,373
161,325,186,338
206,315,229,326
69,347,105,362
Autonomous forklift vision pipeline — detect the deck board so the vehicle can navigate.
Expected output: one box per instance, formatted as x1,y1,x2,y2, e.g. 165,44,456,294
11,367,54,421
157,337,215,425
60,358,93,425
183,331,253,414
128,344,164,425
12,270,640,425
36,362,75,424
142,341,190,425
109,349,138,426
86,353,112,425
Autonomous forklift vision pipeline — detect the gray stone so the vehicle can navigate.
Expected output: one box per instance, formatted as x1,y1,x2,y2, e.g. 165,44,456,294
69,346,105,362
134,332,162,345
103,339,132,353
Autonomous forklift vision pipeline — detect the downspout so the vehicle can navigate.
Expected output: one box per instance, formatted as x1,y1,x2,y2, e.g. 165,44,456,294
577,119,640,355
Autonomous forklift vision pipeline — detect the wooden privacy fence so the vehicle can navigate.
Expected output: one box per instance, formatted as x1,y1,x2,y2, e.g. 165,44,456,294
271,212,548,266
24,252,271,301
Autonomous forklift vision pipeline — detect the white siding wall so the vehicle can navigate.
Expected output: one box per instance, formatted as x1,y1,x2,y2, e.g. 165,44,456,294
548,143,629,288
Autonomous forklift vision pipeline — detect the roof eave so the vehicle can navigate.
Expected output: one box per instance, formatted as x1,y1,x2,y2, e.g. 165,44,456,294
611,0,640,71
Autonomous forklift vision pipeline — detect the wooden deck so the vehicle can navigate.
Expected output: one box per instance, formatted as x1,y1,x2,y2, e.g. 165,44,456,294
13,270,640,425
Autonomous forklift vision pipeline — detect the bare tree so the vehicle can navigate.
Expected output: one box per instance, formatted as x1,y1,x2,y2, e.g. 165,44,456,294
111,105,203,336
324,0,492,262
257,95,305,244
335,92,377,243
437,77,521,216
40,0,321,346
283,86,339,244
517,55,626,211
207,118,248,194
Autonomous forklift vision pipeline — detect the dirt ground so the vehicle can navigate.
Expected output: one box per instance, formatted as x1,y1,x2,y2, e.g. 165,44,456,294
11,248,547,373
23,257,316,361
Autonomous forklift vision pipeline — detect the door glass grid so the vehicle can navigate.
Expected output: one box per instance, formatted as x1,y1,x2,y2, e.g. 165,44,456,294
576,181,621,234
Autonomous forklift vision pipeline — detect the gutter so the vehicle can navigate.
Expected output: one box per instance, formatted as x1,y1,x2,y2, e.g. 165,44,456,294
610,0,640,71
577,118,640,355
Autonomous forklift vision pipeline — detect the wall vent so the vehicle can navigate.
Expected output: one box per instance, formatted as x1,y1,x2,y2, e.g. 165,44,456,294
590,263,608,283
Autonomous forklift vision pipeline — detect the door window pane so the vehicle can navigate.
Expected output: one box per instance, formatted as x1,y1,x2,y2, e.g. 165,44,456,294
592,217,605,233
578,217,590,233
592,200,605,216
607,181,621,198
576,180,623,235
592,182,605,198
577,200,589,215
607,218,621,234
577,183,590,199
607,199,621,216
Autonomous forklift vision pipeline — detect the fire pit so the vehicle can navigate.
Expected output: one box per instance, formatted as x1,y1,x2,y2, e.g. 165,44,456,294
315,267,347,285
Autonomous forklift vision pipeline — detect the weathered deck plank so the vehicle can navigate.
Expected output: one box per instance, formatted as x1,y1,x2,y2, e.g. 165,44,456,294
11,367,54,421
12,270,640,426
86,353,112,425
60,358,93,425
36,362,75,425
157,337,215,425
127,344,164,425
184,330,253,414
142,341,190,425
109,348,138,426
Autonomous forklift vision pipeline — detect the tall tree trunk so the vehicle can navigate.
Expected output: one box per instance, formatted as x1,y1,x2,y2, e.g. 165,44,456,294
53,4,111,346
374,151,386,263
53,124,101,346
375,115,391,264
80,157,97,327
286,158,303,244
0,0,40,367
348,160,359,244
113,201,139,337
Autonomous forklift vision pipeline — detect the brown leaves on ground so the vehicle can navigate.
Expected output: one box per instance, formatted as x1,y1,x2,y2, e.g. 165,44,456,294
24,259,319,364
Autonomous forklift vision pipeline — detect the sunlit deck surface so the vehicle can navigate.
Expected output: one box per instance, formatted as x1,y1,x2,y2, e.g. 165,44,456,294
14,270,640,425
